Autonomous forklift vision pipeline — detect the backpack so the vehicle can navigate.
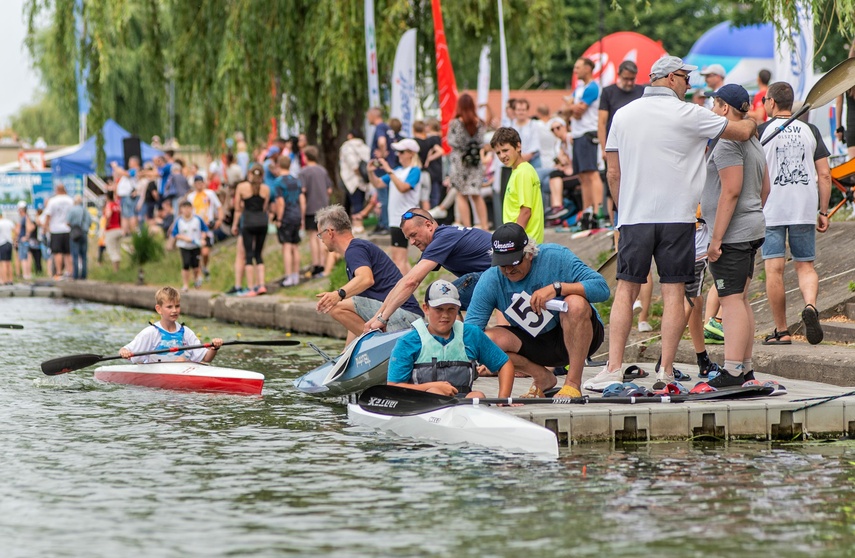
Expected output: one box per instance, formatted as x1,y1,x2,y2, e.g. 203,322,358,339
461,140,481,168
70,224,85,241
358,160,370,183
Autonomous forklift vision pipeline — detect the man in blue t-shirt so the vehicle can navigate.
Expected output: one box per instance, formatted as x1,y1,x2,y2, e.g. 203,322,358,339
387,279,515,398
364,208,492,333
314,204,423,344
465,223,609,400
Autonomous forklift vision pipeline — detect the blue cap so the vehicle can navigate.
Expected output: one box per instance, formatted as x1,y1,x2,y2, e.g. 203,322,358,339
708,84,751,113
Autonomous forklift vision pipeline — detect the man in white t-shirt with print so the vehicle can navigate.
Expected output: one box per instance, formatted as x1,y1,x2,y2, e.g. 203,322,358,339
758,81,831,346
586,55,757,391
565,58,604,229
44,183,75,279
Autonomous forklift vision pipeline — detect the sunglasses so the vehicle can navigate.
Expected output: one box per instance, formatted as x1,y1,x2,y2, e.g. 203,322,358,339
672,72,690,83
762,96,771,103
400,211,431,225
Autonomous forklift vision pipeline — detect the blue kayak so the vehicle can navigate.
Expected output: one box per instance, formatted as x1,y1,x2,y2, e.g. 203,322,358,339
293,329,410,397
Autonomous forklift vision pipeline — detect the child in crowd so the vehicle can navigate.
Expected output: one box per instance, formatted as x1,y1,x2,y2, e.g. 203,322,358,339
490,127,544,242
171,200,209,292
273,155,306,287
186,175,223,278
119,286,223,363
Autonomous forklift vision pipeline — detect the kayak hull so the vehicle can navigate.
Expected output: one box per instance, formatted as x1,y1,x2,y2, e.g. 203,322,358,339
293,329,410,397
93,363,264,395
347,403,559,457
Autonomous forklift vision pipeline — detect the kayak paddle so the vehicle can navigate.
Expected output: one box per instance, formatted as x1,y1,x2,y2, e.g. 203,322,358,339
0,324,24,329
357,384,775,415
41,339,302,376
761,57,855,146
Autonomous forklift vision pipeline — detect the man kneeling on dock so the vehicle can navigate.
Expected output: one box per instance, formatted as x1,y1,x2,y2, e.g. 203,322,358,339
464,223,610,399
387,280,515,398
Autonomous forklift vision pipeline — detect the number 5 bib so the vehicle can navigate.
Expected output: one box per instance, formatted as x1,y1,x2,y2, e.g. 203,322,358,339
506,292,554,337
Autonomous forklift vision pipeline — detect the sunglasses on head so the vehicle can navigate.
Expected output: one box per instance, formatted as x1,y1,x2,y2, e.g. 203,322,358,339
400,211,431,225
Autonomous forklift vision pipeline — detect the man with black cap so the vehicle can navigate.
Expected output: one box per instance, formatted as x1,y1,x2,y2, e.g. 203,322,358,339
701,84,770,388
387,279,515,399
464,223,609,399
594,55,757,392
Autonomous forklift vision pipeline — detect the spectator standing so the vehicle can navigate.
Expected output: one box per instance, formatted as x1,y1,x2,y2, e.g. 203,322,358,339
273,155,306,287
367,107,392,235
15,201,32,281
163,163,190,214
232,164,271,296
225,152,244,186
186,175,223,277
489,127,544,242
103,190,123,273
447,94,489,230
339,129,371,233
171,201,209,291
759,81,832,346
511,98,541,169
413,120,443,208
66,195,92,280
701,63,726,109
747,69,771,123
0,210,13,284
300,146,334,277
589,55,756,391
566,57,604,228
43,183,75,279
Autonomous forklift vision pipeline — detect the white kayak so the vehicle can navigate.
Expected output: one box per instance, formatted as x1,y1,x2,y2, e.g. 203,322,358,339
348,400,559,457
93,362,265,395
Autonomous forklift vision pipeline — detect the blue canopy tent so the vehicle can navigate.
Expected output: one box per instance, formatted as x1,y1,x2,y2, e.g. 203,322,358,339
51,119,163,177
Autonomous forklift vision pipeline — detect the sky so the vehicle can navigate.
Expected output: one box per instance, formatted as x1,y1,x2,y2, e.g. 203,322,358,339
0,0,40,127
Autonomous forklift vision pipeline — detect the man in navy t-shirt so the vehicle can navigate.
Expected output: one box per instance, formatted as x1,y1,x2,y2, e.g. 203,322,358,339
314,204,422,344
363,208,492,333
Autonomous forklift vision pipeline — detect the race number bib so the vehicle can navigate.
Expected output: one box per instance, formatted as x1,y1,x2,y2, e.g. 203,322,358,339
506,292,554,337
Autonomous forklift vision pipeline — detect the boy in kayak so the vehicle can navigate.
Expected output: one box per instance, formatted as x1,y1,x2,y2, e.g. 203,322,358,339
119,286,223,363
387,279,514,398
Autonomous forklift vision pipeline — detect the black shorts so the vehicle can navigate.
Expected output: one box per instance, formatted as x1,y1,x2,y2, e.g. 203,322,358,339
709,239,764,297
180,247,201,270
616,223,695,284
390,226,407,248
0,243,11,261
277,222,301,244
305,214,319,232
50,232,71,255
572,134,599,174
685,259,708,298
497,309,604,367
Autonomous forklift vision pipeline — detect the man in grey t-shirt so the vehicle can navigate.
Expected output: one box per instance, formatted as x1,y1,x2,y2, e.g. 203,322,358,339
700,84,770,388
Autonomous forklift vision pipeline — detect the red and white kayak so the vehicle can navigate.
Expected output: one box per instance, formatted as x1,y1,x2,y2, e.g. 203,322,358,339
93,362,264,395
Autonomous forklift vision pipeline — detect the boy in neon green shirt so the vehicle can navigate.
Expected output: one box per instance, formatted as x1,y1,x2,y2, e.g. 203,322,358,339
490,127,544,242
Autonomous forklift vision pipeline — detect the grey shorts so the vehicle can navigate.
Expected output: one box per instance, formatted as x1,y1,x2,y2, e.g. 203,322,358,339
685,259,708,298
352,296,421,332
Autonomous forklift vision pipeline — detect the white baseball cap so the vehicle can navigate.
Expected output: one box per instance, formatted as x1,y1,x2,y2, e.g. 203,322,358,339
425,279,461,307
390,138,420,153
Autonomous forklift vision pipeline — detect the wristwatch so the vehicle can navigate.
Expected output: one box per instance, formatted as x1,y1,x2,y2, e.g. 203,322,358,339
552,282,562,296
337,288,347,299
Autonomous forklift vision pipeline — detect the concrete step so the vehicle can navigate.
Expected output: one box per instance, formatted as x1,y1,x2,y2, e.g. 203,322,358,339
845,302,855,321
819,320,855,345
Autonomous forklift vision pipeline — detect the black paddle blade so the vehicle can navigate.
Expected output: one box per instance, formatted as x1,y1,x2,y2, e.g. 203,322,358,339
229,339,301,347
41,354,105,376
0,324,24,329
358,384,459,416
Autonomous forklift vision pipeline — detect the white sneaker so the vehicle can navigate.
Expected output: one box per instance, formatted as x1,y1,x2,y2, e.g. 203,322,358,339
652,371,675,391
583,364,624,392
281,277,297,287
638,321,652,332
428,206,448,219
633,300,643,315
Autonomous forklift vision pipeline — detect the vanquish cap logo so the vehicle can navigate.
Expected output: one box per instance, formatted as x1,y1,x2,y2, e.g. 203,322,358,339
493,240,520,252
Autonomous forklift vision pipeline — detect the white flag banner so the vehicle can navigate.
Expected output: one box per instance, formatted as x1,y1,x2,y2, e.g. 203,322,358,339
477,43,491,121
497,0,510,126
364,0,381,108
774,2,814,101
391,29,417,138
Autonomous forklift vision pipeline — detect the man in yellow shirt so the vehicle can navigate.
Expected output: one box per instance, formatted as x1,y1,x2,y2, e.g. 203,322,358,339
490,127,544,242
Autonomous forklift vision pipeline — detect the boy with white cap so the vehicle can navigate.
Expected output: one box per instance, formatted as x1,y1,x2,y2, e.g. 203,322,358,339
387,279,515,399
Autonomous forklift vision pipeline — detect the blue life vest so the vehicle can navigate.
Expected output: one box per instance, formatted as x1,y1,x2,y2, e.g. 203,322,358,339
149,321,186,360
411,319,476,394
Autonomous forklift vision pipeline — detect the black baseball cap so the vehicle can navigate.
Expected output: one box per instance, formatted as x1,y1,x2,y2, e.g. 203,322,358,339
491,223,528,266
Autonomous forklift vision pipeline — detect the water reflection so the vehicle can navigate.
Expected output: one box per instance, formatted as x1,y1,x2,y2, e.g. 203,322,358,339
3,298,855,556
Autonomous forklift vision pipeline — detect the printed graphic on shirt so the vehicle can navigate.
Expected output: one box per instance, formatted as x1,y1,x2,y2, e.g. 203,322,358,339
773,139,810,187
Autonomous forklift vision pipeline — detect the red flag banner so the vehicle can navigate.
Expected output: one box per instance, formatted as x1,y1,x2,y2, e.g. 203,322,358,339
431,0,458,152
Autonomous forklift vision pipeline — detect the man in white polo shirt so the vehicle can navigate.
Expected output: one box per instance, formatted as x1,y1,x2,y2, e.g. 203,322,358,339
43,183,75,279
585,55,757,391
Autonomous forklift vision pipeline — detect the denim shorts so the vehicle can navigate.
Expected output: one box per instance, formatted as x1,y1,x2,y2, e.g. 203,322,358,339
761,224,815,261
452,271,483,311
120,196,137,217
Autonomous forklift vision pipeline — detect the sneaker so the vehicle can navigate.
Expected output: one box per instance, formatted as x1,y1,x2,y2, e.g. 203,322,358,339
652,372,674,391
428,206,448,220
763,380,788,396
255,285,267,295
239,289,258,298
704,329,724,344
225,286,242,295
194,278,203,289
369,227,390,236
633,300,643,316
545,206,570,220
744,370,756,382
203,267,210,278
638,321,652,333
583,365,624,392
704,317,724,338
281,277,298,287
352,224,365,234
706,370,745,389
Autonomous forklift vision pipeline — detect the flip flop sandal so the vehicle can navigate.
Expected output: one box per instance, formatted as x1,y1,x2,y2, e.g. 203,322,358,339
690,382,717,394
699,362,721,378
554,385,582,399
763,329,792,345
802,304,824,345
519,384,546,398
623,365,649,381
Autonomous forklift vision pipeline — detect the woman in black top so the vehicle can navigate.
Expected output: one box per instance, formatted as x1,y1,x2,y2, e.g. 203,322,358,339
232,163,270,296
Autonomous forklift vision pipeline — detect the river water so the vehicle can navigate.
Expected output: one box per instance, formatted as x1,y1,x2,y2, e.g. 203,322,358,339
3,297,855,557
